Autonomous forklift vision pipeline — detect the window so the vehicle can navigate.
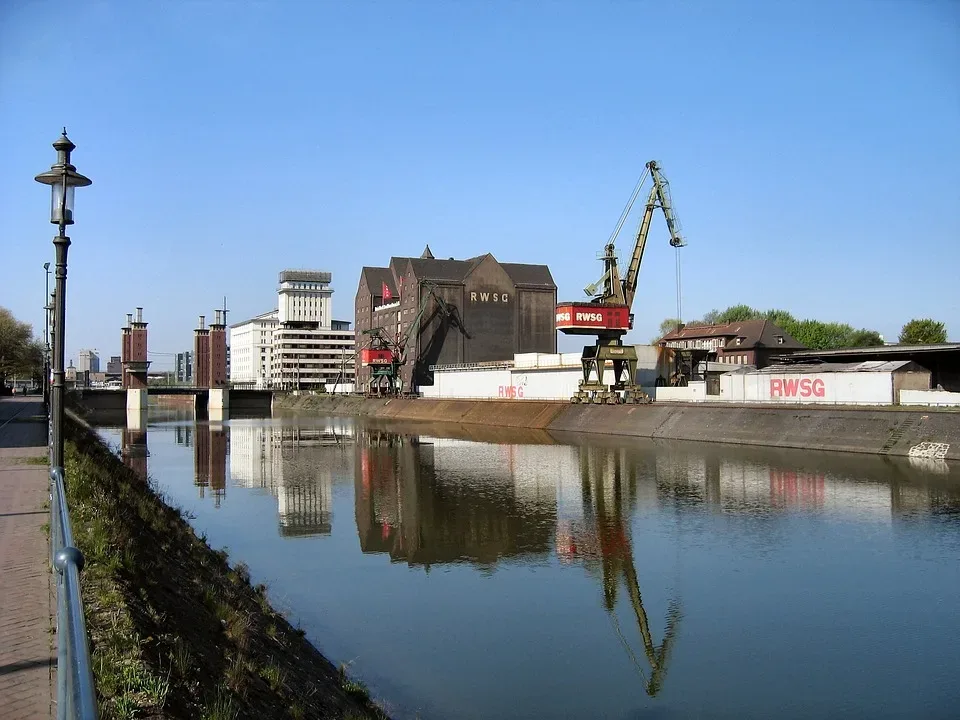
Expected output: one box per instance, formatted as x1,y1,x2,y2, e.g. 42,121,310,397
776,335,784,344
735,337,743,346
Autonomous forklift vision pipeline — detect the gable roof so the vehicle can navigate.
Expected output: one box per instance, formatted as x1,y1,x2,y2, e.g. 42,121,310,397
502,262,556,287
360,253,557,294
358,266,396,296
659,320,805,350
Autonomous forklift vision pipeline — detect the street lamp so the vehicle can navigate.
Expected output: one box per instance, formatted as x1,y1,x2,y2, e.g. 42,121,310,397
35,129,92,469
43,262,51,408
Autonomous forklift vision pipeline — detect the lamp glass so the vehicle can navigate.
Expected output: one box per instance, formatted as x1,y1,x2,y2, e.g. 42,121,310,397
50,182,75,225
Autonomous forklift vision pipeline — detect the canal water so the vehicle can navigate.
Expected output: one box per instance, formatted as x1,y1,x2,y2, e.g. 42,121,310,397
99,411,960,720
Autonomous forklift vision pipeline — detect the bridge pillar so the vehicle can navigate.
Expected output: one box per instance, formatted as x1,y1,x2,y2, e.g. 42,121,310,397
208,387,229,422
122,307,150,389
126,389,147,431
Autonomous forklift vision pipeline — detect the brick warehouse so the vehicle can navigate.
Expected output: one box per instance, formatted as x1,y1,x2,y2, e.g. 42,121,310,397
355,246,557,392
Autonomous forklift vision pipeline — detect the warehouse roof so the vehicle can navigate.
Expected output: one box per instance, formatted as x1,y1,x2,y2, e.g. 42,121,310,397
360,252,556,297
730,360,924,374
780,343,960,358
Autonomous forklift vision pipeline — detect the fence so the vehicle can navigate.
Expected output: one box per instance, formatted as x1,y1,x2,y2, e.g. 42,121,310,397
49,420,98,718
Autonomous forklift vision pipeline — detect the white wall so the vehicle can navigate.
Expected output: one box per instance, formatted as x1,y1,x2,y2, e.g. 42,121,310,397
900,389,960,407
654,381,708,402
721,371,893,405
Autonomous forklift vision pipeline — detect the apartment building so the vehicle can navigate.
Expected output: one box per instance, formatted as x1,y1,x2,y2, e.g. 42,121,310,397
229,270,355,390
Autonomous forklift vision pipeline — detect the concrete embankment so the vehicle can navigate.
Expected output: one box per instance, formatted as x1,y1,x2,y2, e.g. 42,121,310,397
275,394,960,461
63,411,389,720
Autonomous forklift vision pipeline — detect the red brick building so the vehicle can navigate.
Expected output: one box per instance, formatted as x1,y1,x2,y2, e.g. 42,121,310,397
658,320,805,369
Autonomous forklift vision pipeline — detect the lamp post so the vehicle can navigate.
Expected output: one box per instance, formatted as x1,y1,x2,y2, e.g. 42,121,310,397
43,262,51,408
35,129,92,469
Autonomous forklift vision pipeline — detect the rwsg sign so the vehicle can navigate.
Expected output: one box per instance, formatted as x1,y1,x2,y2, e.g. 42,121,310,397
769,377,826,399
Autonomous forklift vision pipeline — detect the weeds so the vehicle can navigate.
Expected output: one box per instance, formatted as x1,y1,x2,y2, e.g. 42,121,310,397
202,689,238,720
338,663,371,703
260,661,286,692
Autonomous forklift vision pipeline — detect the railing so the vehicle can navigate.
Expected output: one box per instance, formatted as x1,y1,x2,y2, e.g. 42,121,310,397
49,446,98,718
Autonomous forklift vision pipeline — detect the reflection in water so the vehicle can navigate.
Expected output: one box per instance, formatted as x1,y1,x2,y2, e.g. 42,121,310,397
192,422,228,507
354,429,558,567
121,427,148,480
100,415,960,720
228,420,354,537
559,447,681,697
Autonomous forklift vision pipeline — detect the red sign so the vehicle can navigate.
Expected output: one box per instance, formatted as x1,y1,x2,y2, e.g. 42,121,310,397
381,282,393,301
555,303,631,332
770,377,826,398
360,348,394,366
498,385,524,399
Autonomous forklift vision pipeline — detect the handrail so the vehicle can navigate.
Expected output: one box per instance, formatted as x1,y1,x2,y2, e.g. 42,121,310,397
49,461,99,719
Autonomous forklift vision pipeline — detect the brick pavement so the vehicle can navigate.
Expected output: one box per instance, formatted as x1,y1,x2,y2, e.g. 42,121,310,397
0,397,54,719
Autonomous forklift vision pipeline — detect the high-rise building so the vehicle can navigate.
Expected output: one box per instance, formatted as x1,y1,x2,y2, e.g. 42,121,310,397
175,351,193,383
77,349,100,373
229,270,355,390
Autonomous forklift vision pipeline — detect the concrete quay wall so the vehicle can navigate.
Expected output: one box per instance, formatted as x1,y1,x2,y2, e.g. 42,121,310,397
275,394,960,461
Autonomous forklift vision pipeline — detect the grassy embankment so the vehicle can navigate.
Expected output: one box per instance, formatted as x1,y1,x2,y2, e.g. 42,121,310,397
63,417,389,720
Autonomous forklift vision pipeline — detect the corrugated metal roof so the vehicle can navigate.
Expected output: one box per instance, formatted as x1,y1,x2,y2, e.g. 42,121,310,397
784,343,960,357
735,360,921,374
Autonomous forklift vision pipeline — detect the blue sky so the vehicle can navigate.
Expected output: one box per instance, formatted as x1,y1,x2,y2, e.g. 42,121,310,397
1,0,958,369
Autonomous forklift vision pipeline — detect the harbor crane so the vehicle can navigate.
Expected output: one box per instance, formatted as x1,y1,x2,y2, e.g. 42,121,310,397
556,160,686,403
359,281,468,397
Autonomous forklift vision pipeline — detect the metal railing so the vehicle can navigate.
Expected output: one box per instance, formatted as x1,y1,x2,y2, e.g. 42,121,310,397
49,435,98,718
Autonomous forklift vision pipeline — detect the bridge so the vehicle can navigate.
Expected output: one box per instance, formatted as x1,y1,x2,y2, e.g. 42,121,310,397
69,387,273,418
103,306,256,423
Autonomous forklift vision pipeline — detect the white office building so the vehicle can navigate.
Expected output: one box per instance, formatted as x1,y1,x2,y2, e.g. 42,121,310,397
77,349,100,373
229,270,355,390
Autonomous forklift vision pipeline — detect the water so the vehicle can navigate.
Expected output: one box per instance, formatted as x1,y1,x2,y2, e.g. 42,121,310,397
99,411,960,720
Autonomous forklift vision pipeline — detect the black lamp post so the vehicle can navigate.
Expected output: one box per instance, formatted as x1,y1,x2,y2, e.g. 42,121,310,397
35,129,92,469
43,262,51,408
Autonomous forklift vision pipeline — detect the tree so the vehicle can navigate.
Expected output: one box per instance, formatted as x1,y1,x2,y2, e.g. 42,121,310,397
653,318,683,343
715,304,759,323
899,318,947,345
0,307,35,386
849,329,885,347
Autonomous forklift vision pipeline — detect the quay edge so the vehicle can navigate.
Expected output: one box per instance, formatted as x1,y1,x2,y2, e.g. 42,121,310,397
273,394,960,461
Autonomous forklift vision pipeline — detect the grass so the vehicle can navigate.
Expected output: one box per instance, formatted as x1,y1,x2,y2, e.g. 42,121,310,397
18,455,49,465
61,417,392,720
260,661,285,692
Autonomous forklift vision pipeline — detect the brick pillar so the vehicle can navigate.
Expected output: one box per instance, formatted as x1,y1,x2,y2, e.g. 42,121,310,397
121,313,132,389
122,308,150,389
194,315,210,388
208,309,227,388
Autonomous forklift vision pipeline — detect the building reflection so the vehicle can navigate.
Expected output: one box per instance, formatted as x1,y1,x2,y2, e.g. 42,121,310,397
121,427,148,480
193,421,228,507
354,428,559,568
229,420,353,537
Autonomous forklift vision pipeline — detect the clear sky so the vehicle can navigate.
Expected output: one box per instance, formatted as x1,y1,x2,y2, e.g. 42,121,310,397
1,0,958,369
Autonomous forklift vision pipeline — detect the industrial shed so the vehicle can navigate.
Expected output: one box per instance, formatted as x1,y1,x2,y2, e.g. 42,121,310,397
719,361,931,405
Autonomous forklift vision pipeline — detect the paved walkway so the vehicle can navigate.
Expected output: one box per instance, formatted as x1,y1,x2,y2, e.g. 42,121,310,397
0,397,54,719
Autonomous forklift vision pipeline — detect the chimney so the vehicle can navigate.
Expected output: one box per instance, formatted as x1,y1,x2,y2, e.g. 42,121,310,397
126,313,133,327
136,307,143,323
198,315,205,330
214,309,222,326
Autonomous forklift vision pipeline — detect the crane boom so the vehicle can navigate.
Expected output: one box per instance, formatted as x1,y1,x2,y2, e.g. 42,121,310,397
556,159,687,404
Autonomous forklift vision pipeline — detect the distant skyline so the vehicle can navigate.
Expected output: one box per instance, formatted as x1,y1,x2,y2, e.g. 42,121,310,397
2,0,958,370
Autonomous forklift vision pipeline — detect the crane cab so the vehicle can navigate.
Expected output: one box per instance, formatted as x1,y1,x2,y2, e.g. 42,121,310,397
555,302,632,335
